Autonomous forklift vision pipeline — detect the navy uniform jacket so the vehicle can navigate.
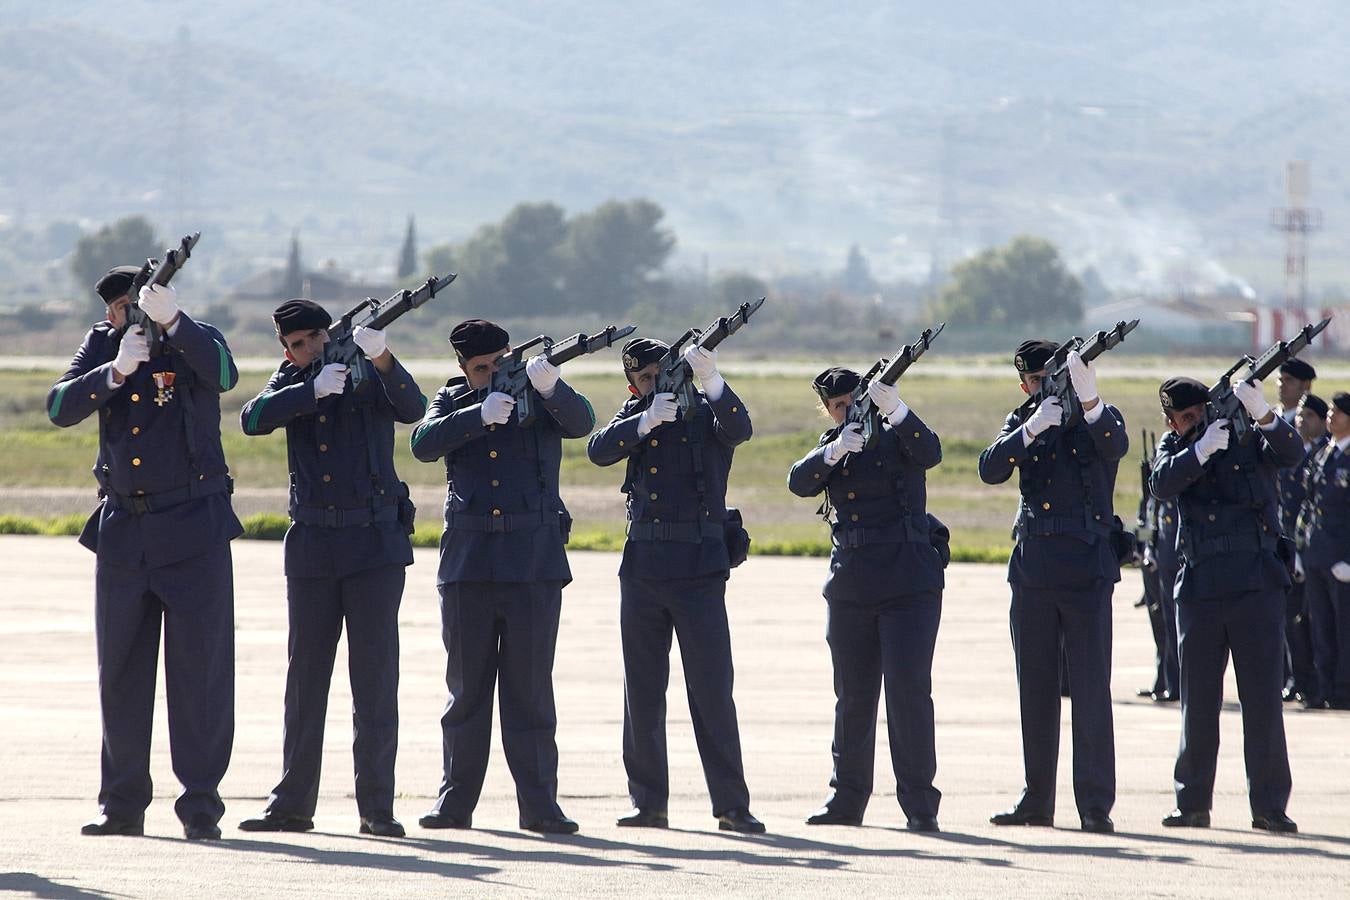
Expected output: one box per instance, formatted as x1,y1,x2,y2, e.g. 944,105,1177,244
1279,435,1325,540
240,356,426,579
47,315,243,567
1299,438,1350,571
978,405,1129,590
787,413,944,602
587,386,752,580
1150,417,1303,601
411,378,594,586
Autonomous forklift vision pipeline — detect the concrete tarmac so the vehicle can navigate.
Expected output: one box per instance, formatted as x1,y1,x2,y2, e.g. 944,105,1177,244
1,536,1347,898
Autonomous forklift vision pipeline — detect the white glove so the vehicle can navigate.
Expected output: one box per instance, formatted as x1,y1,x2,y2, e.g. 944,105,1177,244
684,345,718,380
1024,396,1063,440
1233,380,1271,422
480,391,516,426
1141,543,1157,571
824,421,865,465
137,283,180,326
637,391,678,436
1194,417,1230,464
684,345,723,401
1295,553,1306,583
1332,561,1350,583
867,380,907,422
313,363,349,399
352,325,387,359
1067,350,1098,404
113,326,150,378
526,354,560,397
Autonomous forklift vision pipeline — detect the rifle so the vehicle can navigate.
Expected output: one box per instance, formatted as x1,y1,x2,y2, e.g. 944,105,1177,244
1192,318,1331,447
834,323,945,450
653,297,766,420
458,323,637,428
309,273,456,391
1016,319,1139,428
124,232,201,357
1130,428,1157,567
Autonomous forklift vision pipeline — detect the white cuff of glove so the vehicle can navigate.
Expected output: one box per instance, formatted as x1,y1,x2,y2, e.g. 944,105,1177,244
1194,445,1214,466
165,317,181,338
636,411,654,438
1022,425,1037,447
106,368,119,389
1258,415,1280,431
1082,399,1104,424
885,398,910,425
822,442,844,466
700,372,725,403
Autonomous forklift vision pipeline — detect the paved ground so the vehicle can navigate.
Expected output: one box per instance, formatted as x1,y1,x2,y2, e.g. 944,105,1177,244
1,536,1347,898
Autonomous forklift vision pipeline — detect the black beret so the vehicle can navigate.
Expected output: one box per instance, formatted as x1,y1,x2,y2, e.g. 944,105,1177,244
1299,392,1329,419
812,366,861,402
1334,392,1350,417
95,265,141,303
1160,376,1209,411
1279,358,1316,381
1014,339,1057,374
272,298,332,336
449,319,510,359
621,337,669,372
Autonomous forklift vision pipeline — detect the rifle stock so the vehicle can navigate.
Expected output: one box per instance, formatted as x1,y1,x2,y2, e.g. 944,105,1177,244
313,273,455,390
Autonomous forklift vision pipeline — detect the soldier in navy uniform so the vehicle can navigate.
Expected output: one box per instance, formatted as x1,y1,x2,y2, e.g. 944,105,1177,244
1299,392,1350,711
586,337,765,834
787,367,945,832
978,340,1125,834
1137,469,1180,703
1150,376,1301,833
1276,359,1316,425
1283,393,1327,705
48,270,242,840
412,319,594,834
236,299,425,838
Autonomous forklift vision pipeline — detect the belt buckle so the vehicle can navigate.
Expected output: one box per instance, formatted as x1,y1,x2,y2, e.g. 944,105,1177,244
487,515,508,534
649,523,670,541
129,496,151,515
322,509,341,528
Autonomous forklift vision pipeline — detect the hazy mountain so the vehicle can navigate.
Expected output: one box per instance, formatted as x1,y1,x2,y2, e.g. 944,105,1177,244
4,1,1350,292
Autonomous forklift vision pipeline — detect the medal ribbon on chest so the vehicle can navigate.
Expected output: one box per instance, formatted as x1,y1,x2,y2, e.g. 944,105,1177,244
152,370,176,407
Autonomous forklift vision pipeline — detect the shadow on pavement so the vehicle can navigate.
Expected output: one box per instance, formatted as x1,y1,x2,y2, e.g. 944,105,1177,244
0,872,119,899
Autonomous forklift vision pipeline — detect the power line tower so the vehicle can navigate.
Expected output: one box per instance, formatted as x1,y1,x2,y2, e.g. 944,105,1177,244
1269,160,1322,322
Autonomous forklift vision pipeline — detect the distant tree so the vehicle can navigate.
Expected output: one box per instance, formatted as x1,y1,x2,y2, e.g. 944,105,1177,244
70,216,159,314
561,199,675,316
499,202,568,314
931,235,1082,327
424,243,455,278
1078,265,1111,307
281,231,304,299
397,215,418,280
710,271,768,311
842,244,877,296
451,224,509,312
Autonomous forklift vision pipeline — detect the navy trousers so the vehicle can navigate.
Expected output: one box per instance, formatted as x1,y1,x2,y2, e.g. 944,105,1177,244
93,543,235,825
1147,562,1181,697
1304,568,1350,704
430,580,565,823
1009,582,1116,819
1284,580,1316,698
620,573,751,816
265,564,404,818
823,589,942,820
1174,588,1291,816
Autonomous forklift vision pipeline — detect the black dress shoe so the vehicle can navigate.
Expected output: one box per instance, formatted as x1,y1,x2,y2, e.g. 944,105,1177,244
238,810,314,833
1161,809,1210,828
718,808,766,833
360,814,406,837
616,808,669,828
521,815,579,835
1302,695,1329,710
419,810,472,830
1251,812,1298,833
184,815,222,841
1080,813,1114,834
990,806,1053,827
80,814,144,836
805,806,863,826
905,815,940,833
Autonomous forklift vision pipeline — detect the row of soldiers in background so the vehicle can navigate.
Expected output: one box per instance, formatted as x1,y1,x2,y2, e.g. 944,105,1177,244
1134,357,1350,714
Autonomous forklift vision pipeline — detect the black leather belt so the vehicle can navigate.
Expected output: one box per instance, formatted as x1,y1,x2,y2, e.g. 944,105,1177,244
291,501,399,527
447,510,553,533
106,475,233,515
627,520,723,543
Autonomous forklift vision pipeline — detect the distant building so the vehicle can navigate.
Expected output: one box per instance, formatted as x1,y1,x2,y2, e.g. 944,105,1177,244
226,259,391,310
1087,294,1248,350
